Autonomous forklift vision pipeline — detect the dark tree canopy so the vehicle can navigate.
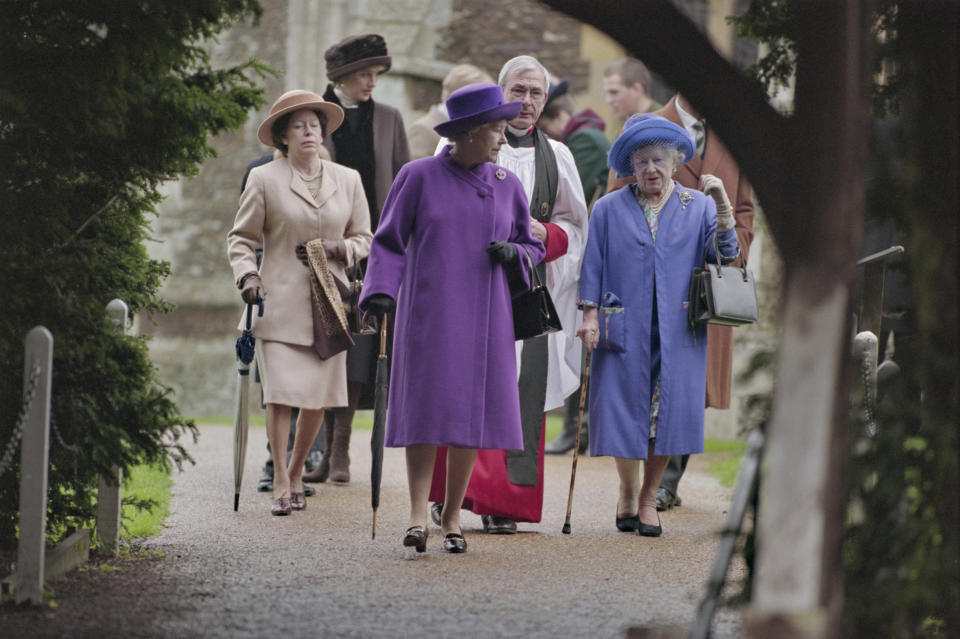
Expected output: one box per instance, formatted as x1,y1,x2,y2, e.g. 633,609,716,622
0,0,269,547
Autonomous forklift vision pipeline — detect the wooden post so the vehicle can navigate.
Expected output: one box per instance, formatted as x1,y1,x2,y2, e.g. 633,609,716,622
96,299,128,555
15,326,54,605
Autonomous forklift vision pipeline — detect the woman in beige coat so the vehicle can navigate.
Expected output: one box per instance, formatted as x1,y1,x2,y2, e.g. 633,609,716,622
228,90,372,515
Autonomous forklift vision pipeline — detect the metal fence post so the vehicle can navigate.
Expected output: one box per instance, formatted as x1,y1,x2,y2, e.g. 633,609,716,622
96,299,128,555
15,326,54,605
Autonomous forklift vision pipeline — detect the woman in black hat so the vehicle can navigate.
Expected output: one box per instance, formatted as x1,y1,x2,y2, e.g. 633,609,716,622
310,34,412,485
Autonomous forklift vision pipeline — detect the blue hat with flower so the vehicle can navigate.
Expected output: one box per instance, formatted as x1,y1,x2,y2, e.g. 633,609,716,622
608,113,695,177
434,82,522,137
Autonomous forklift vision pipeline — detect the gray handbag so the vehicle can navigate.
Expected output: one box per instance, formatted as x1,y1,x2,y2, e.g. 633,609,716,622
687,236,758,328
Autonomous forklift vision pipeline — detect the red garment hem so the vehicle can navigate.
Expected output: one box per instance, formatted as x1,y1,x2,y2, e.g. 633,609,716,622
429,416,545,523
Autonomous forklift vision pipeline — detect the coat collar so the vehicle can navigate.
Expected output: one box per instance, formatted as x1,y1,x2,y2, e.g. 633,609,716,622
284,158,338,209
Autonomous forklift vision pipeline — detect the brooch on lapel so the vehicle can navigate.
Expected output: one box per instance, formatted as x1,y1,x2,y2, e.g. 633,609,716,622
677,189,694,208
495,168,506,181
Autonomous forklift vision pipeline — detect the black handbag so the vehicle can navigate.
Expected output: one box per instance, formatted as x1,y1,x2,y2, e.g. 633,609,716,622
687,235,758,328
513,246,563,341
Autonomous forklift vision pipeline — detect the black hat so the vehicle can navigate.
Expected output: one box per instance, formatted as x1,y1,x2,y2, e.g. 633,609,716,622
325,34,392,82
546,79,569,107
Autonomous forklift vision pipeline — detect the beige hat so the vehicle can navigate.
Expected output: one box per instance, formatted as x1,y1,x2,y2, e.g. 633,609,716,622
256,90,345,147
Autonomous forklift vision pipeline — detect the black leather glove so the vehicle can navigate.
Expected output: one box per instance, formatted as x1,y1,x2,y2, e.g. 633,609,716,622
364,294,395,319
486,241,518,265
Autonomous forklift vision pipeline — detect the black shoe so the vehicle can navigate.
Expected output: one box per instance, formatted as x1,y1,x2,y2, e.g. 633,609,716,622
481,515,517,534
403,526,428,553
655,487,681,511
303,485,316,497
442,531,467,553
638,513,663,538
256,462,274,492
616,514,639,532
430,502,443,527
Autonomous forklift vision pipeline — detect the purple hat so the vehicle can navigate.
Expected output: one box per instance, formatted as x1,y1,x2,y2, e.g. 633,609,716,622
434,82,522,137
608,112,695,177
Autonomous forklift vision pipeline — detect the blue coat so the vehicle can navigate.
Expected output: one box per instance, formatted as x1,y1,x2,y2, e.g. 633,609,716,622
579,183,738,459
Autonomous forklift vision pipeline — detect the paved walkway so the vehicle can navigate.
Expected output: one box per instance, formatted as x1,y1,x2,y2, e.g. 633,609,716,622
11,421,747,638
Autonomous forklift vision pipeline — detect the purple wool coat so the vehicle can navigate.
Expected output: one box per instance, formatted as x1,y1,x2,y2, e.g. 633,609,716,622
359,147,546,449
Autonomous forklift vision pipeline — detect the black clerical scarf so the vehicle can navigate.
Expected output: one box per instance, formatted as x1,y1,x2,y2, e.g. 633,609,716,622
506,127,558,223
504,126,559,487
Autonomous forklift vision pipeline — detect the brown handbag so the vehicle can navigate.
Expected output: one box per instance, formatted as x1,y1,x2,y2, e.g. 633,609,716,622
305,241,355,360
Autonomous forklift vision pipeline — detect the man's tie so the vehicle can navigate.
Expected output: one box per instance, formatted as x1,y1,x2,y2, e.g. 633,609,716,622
691,119,706,158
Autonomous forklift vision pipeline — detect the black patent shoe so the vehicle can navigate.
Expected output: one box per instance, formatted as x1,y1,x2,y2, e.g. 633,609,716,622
442,532,467,553
638,513,663,537
616,513,640,532
403,526,428,553
481,515,517,534
430,502,443,527
655,487,681,511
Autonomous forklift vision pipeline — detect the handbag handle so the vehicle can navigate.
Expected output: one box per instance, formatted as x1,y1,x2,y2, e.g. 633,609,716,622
519,245,545,290
705,233,748,281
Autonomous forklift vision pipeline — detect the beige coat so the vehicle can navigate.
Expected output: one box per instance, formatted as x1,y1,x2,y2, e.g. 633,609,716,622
227,157,372,345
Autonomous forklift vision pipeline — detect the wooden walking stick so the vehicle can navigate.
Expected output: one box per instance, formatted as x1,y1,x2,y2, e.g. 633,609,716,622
562,349,591,534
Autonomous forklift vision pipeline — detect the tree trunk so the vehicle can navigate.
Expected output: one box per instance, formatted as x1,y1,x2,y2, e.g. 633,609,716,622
540,1,873,636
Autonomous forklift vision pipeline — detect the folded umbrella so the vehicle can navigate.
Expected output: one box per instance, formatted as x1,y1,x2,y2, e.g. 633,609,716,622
370,316,389,538
234,299,263,511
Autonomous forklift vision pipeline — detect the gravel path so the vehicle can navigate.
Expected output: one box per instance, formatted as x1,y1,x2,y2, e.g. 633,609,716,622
2,421,746,638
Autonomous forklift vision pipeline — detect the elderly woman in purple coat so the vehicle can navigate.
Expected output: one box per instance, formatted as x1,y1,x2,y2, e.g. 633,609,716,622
577,113,739,537
359,83,545,554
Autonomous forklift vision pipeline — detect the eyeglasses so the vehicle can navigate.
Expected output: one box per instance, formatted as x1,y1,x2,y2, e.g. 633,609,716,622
508,85,545,101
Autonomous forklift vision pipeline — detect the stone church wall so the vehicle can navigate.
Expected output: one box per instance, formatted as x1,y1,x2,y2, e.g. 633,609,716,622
144,0,776,442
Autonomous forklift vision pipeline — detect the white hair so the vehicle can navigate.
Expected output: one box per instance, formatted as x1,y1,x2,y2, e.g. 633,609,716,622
497,55,549,90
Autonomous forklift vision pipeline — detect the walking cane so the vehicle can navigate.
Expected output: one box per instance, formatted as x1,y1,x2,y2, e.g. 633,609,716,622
562,349,591,534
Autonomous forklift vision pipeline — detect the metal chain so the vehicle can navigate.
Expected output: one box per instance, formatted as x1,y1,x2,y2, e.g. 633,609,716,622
50,415,76,452
0,362,41,477
861,348,877,437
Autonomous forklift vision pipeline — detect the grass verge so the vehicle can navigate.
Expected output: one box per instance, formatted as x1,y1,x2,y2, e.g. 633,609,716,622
120,463,173,540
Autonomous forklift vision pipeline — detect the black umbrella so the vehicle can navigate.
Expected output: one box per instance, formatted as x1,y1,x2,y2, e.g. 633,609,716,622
370,315,389,538
233,299,263,511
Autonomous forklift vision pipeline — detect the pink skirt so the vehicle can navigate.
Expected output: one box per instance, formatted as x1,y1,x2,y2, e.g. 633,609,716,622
255,340,348,409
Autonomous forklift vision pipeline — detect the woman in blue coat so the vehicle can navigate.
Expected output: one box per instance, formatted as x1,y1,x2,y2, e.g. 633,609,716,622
577,113,740,537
